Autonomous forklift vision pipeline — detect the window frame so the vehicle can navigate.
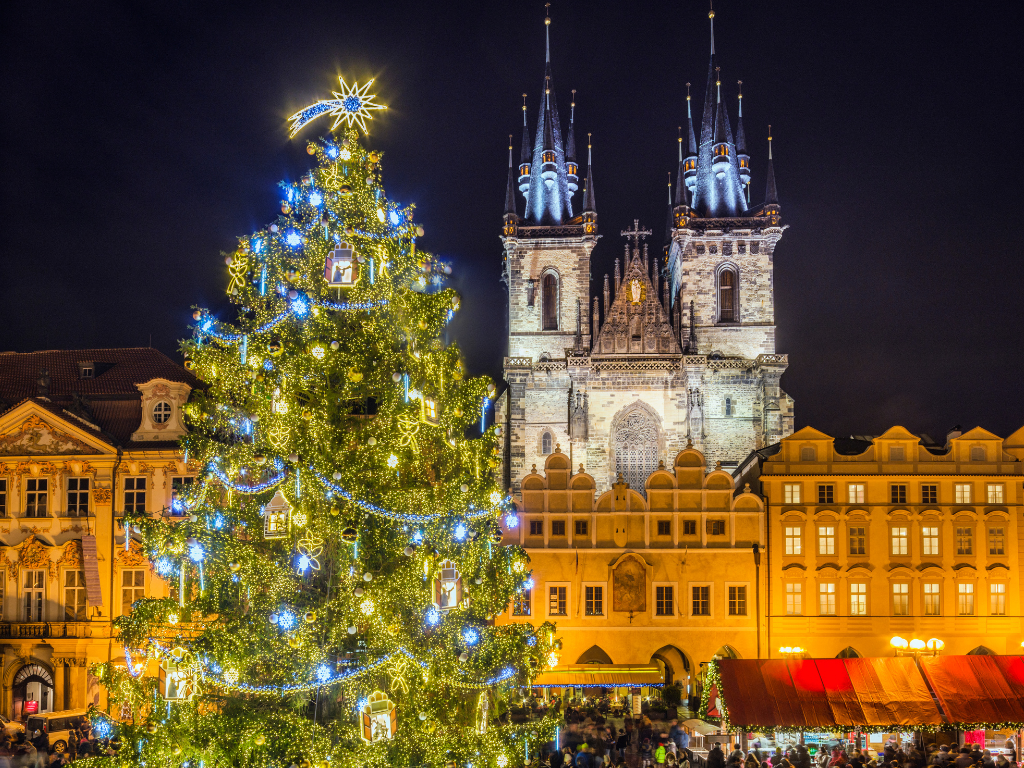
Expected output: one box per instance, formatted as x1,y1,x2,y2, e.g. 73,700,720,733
849,582,867,616
706,519,725,536
63,569,87,622
848,524,867,556
656,520,671,537
727,583,748,616
574,519,588,537
24,477,49,518
921,525,940,557
66,477,90,517
22,569,45,622
170,476,195,515
818,582,837,616
0,477,7,517
957,582,975,616
541,271,559,331
152,400,172,424
890,484,908,504
989,526,1006,556
123,476,147,514
682,519,697,536
785,582,803,616
921,484,938,504
783,483,802,504
550,519,566,537
512,588,532,617
817,525,836,556
784,525,802,556
717,266,739,323
847,483,866,504
890,525,909,556
541,431,552,455
528,519,543,536
817,484,834,504
583,583,605,616
955,525,973,555
990,583,1007,616
892,582,910,616
655,583,676,617
121,569,146,614
547,583,569,617
923,582,941,616
987,483,1005,504
954,483,972,504
690,583,712,617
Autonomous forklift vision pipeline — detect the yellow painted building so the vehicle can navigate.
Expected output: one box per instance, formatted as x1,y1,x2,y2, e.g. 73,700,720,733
0,349,195,720
743,425,1024,658
497,445,767,697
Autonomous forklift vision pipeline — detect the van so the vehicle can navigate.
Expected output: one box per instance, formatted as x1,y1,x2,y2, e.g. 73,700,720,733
24,709,88,753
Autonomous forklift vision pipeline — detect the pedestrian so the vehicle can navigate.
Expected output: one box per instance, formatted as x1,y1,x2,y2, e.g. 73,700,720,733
641,740,654,768
981,750,994,768
29,731,47,768
727,746,743,768
656,741,668,768
746,753,760,768
1004,741,1017,767
708,743,726,768
616,730,628,763
969,747,983,766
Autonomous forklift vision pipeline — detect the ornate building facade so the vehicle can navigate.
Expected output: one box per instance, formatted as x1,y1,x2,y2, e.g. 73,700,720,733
496,9,793,495
0,349,195,721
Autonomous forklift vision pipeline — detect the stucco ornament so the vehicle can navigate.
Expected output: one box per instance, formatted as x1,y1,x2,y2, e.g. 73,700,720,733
0,416,94,455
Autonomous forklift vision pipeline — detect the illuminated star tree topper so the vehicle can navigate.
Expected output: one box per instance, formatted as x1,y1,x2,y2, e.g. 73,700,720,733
288,76,387,137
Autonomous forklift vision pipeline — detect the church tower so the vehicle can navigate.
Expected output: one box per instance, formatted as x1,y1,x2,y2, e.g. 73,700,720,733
498,9,598,490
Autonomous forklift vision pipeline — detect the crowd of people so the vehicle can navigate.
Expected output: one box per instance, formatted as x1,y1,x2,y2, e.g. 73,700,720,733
0,724,120,767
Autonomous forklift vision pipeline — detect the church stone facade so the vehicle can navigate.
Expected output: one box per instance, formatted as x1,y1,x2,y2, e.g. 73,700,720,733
496,10,794,494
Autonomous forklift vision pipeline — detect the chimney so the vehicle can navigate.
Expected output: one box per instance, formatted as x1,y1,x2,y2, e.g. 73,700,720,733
945,424,962,448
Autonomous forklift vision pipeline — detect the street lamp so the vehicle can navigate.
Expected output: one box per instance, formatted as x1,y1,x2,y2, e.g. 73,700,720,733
779,646,806,658
892,636,944,657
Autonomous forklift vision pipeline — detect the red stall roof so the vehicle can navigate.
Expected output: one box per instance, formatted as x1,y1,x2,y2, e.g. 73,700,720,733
919,655,1024,725
715,657,943,728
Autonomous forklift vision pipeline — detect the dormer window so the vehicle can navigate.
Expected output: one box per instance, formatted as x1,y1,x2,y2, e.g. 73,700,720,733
79,363,94,379
153,402,172,424
970,446,985,461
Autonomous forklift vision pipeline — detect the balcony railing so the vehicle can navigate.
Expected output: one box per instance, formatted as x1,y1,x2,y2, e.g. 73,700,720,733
0,622,91,639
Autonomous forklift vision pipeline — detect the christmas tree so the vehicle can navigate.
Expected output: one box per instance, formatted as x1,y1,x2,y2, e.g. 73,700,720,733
96,78,559,768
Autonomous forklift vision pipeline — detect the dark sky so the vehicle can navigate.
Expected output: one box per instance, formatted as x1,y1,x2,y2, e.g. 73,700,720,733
2,1,1022,442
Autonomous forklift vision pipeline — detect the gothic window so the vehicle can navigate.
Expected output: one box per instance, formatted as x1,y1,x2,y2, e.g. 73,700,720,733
718,269,737,322
541,432,552,455
725,397,732,417
542,273,558,330
613,410,659,496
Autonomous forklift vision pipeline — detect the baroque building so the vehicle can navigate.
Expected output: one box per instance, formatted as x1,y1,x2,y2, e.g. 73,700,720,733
738,424,1024,658
496,9,793,495
0,349,194,721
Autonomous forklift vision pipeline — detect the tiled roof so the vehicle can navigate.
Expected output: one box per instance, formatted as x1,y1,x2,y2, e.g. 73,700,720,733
0,348,198,447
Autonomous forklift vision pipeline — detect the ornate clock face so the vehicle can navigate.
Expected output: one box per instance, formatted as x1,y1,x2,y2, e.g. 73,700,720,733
629,278,646,305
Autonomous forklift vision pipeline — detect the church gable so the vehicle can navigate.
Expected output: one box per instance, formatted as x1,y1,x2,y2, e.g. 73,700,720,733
0,403,113,456
593,230,681,357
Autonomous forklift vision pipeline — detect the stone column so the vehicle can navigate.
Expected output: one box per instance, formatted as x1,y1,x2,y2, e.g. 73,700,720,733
53,662,65,711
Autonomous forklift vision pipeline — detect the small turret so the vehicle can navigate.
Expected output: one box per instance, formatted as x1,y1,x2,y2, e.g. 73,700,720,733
603,273,610,316
581,134,597,235
674,126,693,228
518,94,531,195
540,76,557,188
592,296,600,341
503,137,518,236
565,90,579,195
736,80,751,195
711,67,731,180
683,83,698,193
764,126,780,225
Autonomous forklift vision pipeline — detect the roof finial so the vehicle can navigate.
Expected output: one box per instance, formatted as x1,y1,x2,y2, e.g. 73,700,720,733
768,124,773,160
545,2,551,63
571,88,576,122
715,66,721,103
737,80,743,117
522,93,528,125
668,171,673,204
587,132,592,161
686,82,692,117
508,135,513,166
678,126,683,161
709,1,715,55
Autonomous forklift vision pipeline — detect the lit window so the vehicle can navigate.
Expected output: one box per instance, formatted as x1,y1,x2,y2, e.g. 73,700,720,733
850,583,867,616
691,585,710,616
25,478,48,518
728,585,747,616
818,484,834,504
892,583,909,616
153,401,172,424
785,583,802,615
548,586,567,616
890,526,908,556
924,583,940,616
784,526,802,555
989,527,1005,556
656,585,674,616
848,483,865,504
954,483,972,504
890,484,907,504
987,484,1004,504
990,584,1006,616
64,570,87,621
817,526,835,556
849,526,866,556
513,589,531,616
922,526,939,557
783,483,801,504
921,484,938,504
422,397,439,426
585,586,604,616
957,583,975,616
956,526,973,555
122,570,145,614
819,583,836,616
66,478,89,517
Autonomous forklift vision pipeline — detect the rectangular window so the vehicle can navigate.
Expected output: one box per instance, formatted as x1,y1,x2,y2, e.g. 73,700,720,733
548,586,567,616
691,585,710,616
990,584,1007,616
25,478,48,518
64,570,87,621
989,527,1005,556
818,484,834,504
892,583,910,616
585,586,604,616
682,520,696,536
818,526,836,556
0,478,7,517
23,570,44,622
656,520,671,536
783,484,801,504
849,526,866,555
819,583,836,615
987,484,1005,504
889,446,905,461
656,585,674,616
66,478,90,517
954,483,972,504
122,570,145,613
784,526,802,555
529,520,543,535
922,526,939,556
574,520,588,536
170,476,195,515
956,527,973,555
512,589,531,616
921,484,938,504
124,477,147,513
848,483,866,504
890,484,907,504
706,520,725,536
890,526,909,556
958,583,975,615
850,583,867,616
785,583,802,615
728,585,747,615
550,520,565,536
924,583,941,616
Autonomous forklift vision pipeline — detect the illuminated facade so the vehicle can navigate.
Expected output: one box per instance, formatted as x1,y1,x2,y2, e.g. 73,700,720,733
742,425,1024,658
496,445,766,692
497,8,793,496
0,349,195,720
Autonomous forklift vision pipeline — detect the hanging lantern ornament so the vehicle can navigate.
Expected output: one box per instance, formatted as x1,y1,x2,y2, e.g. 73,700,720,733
359,690,397,744
432,559,463,612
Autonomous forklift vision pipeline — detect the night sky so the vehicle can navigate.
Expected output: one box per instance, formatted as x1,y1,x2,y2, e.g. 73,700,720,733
3,1,1022,442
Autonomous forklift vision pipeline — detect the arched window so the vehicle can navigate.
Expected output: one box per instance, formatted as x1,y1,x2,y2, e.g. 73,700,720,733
725,397,732,417
541,432,552,455
970,446,985,461
836,646,861,659
719,269,737,322
542,273,558,330
800,446,816,461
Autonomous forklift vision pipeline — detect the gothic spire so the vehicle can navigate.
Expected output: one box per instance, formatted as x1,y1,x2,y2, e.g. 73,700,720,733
674,126,690,207
736,80,751,198
566,89,579,195
582,135,596,213
765,127,779,206
504,136,517,216
518,95,532,196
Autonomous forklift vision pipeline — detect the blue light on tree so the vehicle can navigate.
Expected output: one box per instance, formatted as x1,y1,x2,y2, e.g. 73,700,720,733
309,191,323,206
462,627,480,646
278,609,297,630
189,542,204,562
425,606,441,626
316,663,332,683
343,95,362,112
285,230,302,247
454,522,467,541
156,557,175,577
388,209,401,226
297,554,311,573
326,146,339,159
504,512,519,529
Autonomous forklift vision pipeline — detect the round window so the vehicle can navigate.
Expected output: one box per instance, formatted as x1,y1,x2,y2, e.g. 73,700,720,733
153,401,172,424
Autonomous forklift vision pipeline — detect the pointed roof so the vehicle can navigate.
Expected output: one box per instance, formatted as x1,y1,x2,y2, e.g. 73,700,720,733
674,129,689,207
735,81,748,155
686,83,698,157
765,131,779,206
504,139,517,216
785,426,834,441
582,136,596,213
519,95,532,165
566,91,577,163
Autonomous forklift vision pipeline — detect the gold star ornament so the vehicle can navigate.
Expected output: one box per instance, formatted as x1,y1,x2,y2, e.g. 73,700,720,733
289,77,387,137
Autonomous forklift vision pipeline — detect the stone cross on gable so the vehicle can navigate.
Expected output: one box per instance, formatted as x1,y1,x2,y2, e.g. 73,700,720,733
620,219,652,249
